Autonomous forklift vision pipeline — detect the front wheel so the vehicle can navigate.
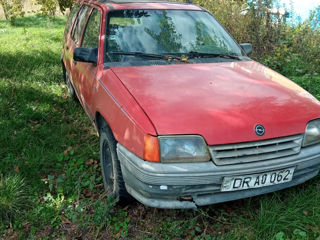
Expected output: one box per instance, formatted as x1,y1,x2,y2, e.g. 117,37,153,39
99,122,129,201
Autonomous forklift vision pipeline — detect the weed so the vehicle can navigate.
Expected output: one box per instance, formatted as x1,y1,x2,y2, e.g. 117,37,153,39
0,174,31,224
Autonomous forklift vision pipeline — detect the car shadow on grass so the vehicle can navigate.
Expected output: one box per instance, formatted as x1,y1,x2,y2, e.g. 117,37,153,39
0,50,62,82
0,51,98,191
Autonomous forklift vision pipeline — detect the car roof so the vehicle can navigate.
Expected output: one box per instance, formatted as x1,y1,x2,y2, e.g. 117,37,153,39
83,0,202,11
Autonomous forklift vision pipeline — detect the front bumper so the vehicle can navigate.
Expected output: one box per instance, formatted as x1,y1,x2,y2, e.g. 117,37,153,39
117,143,320,209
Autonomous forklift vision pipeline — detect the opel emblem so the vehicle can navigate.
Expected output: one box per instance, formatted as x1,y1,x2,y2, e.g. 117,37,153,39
255,124,265,136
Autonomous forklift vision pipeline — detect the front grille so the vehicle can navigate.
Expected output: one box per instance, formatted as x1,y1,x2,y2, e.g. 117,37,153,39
209,135,303,166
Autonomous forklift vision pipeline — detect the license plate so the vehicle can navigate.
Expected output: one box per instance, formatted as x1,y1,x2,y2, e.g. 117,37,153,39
221,167,295,192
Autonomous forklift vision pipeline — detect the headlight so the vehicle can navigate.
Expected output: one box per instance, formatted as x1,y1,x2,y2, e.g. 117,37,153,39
159,135,210,163
303,119,320,147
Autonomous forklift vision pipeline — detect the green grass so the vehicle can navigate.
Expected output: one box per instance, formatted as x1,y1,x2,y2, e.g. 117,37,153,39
1,15,320,240
0,174,31,224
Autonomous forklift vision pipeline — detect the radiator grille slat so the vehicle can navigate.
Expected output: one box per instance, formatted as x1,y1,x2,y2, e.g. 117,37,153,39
210,135,303,166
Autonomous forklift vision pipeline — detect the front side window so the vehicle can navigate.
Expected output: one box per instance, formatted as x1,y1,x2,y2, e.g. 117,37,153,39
71,5,92,45
82,9,101,48
106,10,244,62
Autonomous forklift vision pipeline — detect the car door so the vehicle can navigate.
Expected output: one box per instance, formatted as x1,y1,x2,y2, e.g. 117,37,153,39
73,7,102,121
63,3,81,72
67,5,92,102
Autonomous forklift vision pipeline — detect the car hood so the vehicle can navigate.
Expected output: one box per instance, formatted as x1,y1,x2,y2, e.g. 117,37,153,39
111,61,320,145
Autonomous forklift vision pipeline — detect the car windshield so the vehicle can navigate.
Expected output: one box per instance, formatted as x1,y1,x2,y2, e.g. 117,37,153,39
106,10,244,62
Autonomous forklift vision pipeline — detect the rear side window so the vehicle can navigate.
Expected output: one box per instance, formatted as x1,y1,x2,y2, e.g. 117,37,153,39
64,3,81,36
71,5,92,45
82,9,101,48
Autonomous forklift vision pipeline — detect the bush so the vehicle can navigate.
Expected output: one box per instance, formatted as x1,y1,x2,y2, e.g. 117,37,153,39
0,0,24,24
36,0,57,16
36,0,73,16
263,9,320,77
195,0,285,58
0,174,31,224
195,0,320,77
0,0,74,20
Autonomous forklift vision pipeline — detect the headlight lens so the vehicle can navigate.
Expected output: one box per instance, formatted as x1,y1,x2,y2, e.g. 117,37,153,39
159,136,210,163
303,119,320,147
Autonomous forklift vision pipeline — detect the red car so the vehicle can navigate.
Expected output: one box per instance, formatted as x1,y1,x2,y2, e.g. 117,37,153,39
61,0,320,209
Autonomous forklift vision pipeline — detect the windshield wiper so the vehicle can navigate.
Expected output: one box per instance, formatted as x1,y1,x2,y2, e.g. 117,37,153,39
109,51,182,61
187,51,241,60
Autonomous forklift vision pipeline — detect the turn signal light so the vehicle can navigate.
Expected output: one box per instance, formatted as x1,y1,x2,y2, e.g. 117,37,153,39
143,135,160,162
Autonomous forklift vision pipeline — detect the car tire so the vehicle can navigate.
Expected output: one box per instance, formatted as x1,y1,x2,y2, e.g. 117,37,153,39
99,119,130,201
65,70,78,102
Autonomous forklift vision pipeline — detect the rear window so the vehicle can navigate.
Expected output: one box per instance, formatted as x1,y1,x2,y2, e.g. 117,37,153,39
71,5,92,45
64,3,81,36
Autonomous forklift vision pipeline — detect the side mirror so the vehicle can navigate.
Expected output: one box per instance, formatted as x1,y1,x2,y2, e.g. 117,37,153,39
240,43,252,56
73,48,98,64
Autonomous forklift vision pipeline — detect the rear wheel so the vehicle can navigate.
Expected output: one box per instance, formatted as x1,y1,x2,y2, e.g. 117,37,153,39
99,120,130,201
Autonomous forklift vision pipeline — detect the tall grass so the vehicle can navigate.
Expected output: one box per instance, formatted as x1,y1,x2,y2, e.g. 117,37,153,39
0,175,31,224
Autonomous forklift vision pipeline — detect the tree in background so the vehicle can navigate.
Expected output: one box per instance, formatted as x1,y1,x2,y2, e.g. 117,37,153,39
0,0,73,23
194,0,286,58
0,0,24,24
196,0,319,74
36,0,73,16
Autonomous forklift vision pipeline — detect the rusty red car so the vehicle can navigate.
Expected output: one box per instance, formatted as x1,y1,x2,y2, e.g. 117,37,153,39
61,0,320,209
